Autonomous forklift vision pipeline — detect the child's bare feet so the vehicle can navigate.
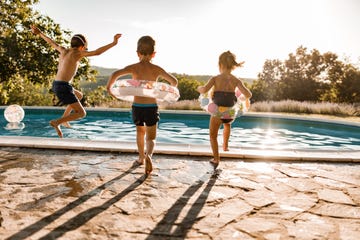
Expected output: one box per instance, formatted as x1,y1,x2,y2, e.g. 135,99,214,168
209,159,219,168
133,158,144,166
223,146,229,151
145,155,153,175
49,120,63,138
61,122,71,128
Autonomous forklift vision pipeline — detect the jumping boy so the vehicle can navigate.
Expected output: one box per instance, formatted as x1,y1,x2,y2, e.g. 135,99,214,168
31,25,121,138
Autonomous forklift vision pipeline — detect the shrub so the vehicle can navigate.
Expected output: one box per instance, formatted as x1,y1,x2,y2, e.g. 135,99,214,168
250,100,359,117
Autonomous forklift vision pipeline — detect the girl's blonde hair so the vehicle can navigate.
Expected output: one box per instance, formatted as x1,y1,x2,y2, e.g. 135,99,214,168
219,51,244,70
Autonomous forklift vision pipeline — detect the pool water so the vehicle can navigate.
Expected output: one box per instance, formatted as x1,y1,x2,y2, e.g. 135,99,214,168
1,108,360,151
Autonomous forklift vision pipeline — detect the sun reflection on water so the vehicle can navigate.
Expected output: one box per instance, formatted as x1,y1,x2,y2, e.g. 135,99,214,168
1,110,359,151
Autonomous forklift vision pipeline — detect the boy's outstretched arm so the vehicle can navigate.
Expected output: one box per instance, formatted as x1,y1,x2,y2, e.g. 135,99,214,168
84,34,122,57
31,25,64,52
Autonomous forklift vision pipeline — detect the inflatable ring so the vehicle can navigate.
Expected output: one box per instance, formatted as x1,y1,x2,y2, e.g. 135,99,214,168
110,79,180,103
199,88,250,119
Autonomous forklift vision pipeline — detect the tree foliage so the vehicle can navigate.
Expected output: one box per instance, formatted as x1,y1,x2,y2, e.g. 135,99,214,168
0,0,96,105
175,74,202,100
1,1,359,107
251,46,360,103
251,59,283,101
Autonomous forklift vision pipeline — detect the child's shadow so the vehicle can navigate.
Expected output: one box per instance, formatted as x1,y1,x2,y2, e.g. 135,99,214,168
146,169,220,239
6,163,141,240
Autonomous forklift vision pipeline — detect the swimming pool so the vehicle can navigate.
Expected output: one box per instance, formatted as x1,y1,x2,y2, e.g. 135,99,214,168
1,107,360,151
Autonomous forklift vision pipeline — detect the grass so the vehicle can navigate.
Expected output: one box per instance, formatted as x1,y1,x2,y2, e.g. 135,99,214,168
250,100,359,117
99,99,360,119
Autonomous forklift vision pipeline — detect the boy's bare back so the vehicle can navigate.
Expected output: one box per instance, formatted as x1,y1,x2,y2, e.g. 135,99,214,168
107,35,177,105
125,61,177,104
125,61,169,81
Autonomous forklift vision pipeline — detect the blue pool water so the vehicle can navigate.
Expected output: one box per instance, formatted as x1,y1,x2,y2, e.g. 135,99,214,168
1,107,360,151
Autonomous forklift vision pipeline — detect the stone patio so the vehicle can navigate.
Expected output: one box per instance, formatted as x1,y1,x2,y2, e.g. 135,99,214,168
1,147,359,239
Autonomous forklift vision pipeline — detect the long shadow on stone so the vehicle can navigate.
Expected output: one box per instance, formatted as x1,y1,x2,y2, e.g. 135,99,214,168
37,174,147,239
146,170,219,240
6,163,139,240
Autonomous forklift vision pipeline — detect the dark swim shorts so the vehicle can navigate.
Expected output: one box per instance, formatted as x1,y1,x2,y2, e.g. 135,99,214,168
52,80,78,105
221,118,234,124
132,104,160,126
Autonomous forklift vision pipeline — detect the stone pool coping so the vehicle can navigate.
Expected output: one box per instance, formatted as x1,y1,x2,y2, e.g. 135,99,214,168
0,136,359,163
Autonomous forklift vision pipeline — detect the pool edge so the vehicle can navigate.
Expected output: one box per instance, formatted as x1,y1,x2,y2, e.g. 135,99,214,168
0,136,359,163
1,106,359,127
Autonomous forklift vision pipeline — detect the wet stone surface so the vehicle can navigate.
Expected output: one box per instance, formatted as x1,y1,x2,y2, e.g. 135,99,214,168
0,147,359,240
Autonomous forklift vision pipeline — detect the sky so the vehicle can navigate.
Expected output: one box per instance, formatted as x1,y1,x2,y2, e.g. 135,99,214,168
33,0,360,78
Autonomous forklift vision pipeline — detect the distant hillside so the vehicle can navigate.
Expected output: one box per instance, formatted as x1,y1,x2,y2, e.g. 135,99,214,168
81,66,128,91
175,73,213,82
91,66,118,76
81,66,255,91
168,73,255,85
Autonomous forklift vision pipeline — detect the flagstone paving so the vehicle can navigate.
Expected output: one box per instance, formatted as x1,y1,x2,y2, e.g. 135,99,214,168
0,147,359,239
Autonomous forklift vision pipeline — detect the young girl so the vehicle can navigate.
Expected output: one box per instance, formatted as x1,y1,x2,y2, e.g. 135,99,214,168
197,51,252,167
106,36,178,175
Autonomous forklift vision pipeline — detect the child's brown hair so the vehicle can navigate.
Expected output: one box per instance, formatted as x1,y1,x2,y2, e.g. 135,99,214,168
137,36,155,56
71,34,87,48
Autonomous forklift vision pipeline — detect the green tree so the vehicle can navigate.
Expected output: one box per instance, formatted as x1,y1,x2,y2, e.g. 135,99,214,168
175,75,201,100
318,52,343,102
280,47,322,101
251,59,283,101
253,46,360,103
321,53,360,103
0,0,96,105
85,86,112,107
336,64,360,103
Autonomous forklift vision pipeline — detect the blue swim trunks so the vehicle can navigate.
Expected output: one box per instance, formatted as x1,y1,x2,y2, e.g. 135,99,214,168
52,80,78,105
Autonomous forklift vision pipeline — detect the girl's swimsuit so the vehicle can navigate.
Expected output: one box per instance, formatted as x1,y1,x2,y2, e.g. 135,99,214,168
212,91,237,123
212,91,237,107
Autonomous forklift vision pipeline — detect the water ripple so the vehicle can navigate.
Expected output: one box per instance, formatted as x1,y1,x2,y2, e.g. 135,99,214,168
1,110,359,151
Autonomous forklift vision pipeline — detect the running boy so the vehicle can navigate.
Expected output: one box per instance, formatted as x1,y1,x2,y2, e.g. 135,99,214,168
197,51,252,167
106,36,178,175
31,25,121,138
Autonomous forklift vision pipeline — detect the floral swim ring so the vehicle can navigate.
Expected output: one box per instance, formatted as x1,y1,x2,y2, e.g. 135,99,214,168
110,79,180,103
199,88,250,119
